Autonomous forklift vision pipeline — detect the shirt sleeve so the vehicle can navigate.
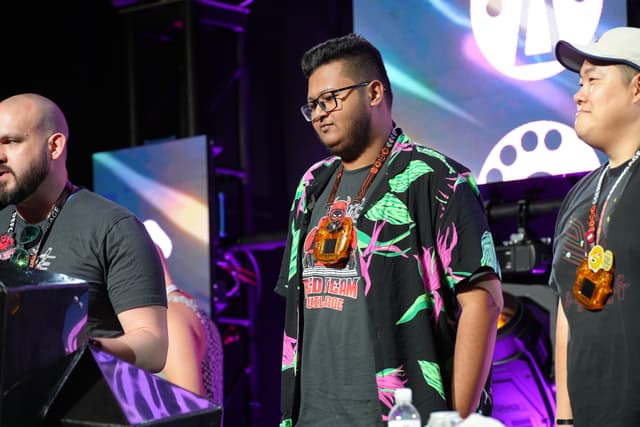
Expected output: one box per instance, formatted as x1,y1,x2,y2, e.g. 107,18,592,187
104,216,167,313
435,170,500,288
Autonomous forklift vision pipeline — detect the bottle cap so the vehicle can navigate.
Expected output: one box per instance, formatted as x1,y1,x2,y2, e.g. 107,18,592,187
395,387,412,403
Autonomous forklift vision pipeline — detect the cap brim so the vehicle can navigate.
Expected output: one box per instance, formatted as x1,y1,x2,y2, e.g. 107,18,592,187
555,39,640,73
555,40,586,73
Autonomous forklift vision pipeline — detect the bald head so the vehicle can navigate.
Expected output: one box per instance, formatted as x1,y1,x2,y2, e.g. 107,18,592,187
0,93,69,142
0,93,70,214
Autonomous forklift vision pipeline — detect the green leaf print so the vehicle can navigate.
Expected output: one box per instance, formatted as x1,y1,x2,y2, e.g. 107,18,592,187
397,294,434,325
365,193,412,225
418,359,446,400
463,172,481,197
378,367,401,377
481,231,500,273
288,224,300,282
388,160,433,193
415,146,456,174
356,227,414,253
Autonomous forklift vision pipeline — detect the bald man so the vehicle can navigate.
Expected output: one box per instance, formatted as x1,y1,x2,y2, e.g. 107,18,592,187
0,93,168,373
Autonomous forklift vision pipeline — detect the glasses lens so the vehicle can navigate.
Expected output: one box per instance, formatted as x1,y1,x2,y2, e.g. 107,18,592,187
11,247,31,268
18,225,41,246
300,104,313,121
301,93,339,122
318,93,337,114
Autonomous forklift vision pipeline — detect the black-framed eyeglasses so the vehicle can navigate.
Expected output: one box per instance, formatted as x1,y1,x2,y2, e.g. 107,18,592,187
300,81,371,122
10,225,41,268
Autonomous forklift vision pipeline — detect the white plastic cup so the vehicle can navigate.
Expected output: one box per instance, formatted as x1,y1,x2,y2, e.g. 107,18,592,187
427,410,463,427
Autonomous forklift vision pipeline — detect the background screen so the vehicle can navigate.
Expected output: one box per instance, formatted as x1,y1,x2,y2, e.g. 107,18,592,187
92,135,212,316
353,0,627,183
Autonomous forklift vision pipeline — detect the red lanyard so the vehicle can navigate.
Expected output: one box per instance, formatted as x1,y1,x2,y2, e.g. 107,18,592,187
326,127,399,208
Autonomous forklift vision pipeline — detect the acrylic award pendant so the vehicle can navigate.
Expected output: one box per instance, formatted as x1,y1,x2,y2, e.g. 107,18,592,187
313,216,353,268
573,245,614,311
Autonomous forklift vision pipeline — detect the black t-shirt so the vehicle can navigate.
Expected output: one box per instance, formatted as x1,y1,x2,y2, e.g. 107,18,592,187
0,188,167,337
297,166,381,427
550,160,640,426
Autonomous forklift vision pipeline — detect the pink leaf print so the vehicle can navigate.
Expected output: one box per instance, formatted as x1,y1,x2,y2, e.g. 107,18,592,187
436,175,460,218
415,247,445,320
414,223,461,322
393,137,412,154
296,169,316,215
377,365,408,420
436,223,464,283
359,251,373,296
360,220,386,295
360,220,408,296
282,332,297,370
296,158,338,215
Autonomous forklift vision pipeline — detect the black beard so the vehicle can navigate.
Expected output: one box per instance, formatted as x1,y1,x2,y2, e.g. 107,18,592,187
326,113,371,163
0,151,49,209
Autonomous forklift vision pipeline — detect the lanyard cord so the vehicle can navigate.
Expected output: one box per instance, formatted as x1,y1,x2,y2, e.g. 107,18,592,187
326,126,399,208
8,181,77,266
586,150,640,245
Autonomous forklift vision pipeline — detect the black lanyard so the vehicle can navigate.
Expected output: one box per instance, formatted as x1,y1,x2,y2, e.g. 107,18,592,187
7,181,77,267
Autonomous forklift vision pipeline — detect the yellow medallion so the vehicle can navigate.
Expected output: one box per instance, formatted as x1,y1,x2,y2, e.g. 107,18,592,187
587,245,605,271
602,249,614,272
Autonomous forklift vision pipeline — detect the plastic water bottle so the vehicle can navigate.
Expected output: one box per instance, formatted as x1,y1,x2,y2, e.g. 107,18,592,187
388,387,421,427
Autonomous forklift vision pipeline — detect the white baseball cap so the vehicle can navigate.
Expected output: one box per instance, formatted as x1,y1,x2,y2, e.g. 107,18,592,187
555,26,640,73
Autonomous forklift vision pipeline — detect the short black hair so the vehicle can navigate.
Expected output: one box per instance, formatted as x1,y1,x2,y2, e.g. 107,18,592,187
301,33,393,107
618,63,640,84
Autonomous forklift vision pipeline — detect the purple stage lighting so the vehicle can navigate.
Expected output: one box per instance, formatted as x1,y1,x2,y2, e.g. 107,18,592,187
492,292,556,427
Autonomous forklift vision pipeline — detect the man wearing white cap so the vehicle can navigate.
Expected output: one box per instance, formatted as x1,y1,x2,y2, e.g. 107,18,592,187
550,27,640,427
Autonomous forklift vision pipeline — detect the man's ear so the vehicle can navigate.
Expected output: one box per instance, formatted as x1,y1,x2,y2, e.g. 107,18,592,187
48,132,66,160
369,80,385,107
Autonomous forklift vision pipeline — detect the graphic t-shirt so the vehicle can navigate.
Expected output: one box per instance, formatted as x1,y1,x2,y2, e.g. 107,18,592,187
0,189,166,337
297,166,381,427
550,160,640,427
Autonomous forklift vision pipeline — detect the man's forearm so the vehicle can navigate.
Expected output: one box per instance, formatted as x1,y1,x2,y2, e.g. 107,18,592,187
92,305,169,373
453,283,502,417
93,328,168,373
555,300,572,423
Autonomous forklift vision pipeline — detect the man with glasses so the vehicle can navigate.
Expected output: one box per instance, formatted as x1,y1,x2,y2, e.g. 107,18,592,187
276,33,503,426
0,93,168,374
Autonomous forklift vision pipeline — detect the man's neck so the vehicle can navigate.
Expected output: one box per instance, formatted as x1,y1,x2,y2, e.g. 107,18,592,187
16,180,68,224
342,141,386,171
608,145,640,168
342,122,395,171
603,122,640,168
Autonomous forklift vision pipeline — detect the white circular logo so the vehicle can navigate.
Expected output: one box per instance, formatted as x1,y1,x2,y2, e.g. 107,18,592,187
470,0,603,80
477,120,601,183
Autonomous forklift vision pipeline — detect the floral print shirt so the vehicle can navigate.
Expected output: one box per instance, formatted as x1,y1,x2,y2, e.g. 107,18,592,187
276,128,500,426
